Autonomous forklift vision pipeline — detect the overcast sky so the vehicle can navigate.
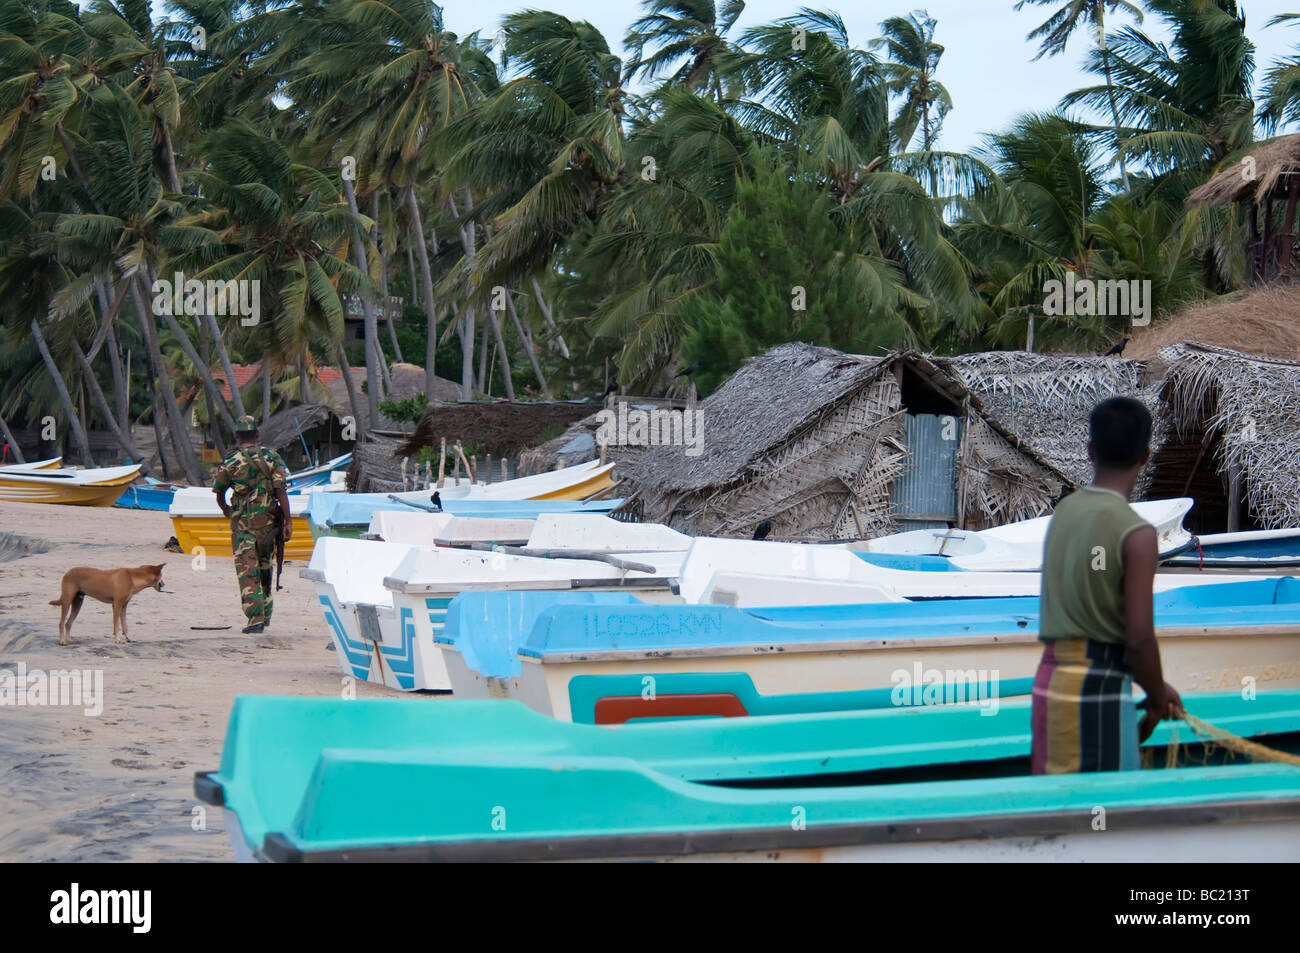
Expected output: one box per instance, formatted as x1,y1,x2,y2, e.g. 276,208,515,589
438,0,1299,154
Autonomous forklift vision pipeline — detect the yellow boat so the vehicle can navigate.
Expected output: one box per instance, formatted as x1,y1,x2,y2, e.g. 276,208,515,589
0,456,64,470
168,487,316,560
0,464,141,506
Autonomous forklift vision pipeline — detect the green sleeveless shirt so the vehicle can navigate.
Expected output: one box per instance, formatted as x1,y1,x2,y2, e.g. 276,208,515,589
1039,487,1151,644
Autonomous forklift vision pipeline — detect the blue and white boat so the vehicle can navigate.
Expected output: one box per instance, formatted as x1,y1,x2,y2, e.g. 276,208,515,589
436,578,1300,722
1164,529,1300,569
196,691,1300,862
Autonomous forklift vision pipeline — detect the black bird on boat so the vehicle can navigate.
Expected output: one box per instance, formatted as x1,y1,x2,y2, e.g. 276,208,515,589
430,491,443,512
752,519,773,541
1100,336,1129,357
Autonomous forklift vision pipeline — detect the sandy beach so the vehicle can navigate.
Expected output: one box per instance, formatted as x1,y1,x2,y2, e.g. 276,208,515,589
0,500,408,862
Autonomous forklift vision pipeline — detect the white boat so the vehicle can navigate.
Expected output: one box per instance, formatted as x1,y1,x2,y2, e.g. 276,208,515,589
301,537,451,692
0,463,142,506
0,456,63,472
396,459,616,502
524,514,694,553
678,538,1260,605
856,497,1195,571
1163,528,1300,569
304,536,684,693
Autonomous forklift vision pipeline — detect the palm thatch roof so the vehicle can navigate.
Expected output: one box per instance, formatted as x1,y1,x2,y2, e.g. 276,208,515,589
1187,134,1300,206
938,350,1157,487
398,400,598,459
1128,285,1300,361
616,343,1077,539
257,403,336,455
1156,342,1300,528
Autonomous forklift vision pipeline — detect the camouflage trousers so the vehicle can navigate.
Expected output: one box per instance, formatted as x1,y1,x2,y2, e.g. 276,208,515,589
232,523,276,626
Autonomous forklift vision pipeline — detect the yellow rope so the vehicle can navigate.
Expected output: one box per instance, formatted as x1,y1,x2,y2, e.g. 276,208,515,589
1176,709,1300,768
1145,708,1300,768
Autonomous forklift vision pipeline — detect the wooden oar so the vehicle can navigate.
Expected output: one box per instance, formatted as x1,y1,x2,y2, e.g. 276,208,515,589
461,541,657,575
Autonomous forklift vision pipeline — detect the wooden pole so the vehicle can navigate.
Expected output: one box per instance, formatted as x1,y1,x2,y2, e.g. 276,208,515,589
486,453,494,484
1227,464,1242,533
438,437,447,487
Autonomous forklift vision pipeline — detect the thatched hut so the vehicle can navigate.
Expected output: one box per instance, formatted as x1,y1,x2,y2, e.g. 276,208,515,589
1144,342,1300,533
256,403,352,471
615,344,1077,540
1188,135,1300,284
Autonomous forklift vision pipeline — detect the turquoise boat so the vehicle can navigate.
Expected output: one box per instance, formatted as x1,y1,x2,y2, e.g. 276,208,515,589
196,692,1300,862
437,579,1300,722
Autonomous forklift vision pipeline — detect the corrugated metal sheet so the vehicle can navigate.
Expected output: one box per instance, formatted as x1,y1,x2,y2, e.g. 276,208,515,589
891,413,960,528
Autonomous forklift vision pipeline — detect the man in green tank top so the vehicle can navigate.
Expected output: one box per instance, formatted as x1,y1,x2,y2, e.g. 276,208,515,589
1031,397,1182,774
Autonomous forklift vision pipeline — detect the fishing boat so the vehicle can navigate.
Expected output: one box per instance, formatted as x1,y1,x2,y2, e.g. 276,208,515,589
1163,528,1300,569
195,691,1300,862
116,454,352,511
168,487,317,559
307,491,624,540
0,463,142,506
302,537,451,692
0,456,63,471
425,459,616,502
856,497,1196,570
310,535,683,691
679,537,1256,605
364,510,692,552
438,578,1300,722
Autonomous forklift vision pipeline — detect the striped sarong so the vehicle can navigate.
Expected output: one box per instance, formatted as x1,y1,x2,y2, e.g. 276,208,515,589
1031,639,1139,775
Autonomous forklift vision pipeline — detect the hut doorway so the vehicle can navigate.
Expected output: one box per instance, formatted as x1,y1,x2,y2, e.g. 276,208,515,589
1144,421,1248,535
889,365,965,530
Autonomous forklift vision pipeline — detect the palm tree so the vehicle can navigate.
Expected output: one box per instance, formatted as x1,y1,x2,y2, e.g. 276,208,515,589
871,11,952,153
1260,14,1300,132
1015,0,1144,190
182,119,372,422
291,0,484,406
624,0,746,101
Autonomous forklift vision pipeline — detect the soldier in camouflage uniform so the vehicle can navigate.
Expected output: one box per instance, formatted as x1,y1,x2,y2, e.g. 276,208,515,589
213,416,292,634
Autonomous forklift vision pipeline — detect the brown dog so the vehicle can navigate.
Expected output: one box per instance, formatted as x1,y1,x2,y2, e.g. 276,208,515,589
49,564,166,645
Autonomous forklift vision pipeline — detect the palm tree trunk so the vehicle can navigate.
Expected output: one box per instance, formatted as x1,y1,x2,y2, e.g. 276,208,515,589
206,312,247,417
157,308,237,434
93,277,130,430
159,121,183,193
131,273,205,484
261,360,272,424
404,187,441,400
1096,14,1131,192
529,275,570,359
341,177,383,427
505,292,548,398
372,191,405,365
107,323,128,430
406,244,419,308
477,320,489,394
0,409,26,462
198,320,226,458
29,318,95,465
69,335,144,464
298,354,310,404
149,382,172,478
460,306,477,399
336,342,363,429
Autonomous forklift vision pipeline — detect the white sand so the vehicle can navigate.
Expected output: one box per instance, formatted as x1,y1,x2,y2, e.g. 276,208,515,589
0,500,410,862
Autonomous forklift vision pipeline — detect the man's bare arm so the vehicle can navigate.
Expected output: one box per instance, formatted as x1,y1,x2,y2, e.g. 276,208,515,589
1122,524,1182,740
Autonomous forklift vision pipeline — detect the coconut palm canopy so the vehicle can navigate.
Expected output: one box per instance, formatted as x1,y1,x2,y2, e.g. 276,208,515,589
4,0,1300,483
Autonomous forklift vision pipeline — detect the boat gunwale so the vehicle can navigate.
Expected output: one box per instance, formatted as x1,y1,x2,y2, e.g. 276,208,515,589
518,622,1300,663
254,794,1300,862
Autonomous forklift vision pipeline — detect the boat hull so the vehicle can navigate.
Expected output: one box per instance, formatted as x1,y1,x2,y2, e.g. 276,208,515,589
171,514,316,559
196,692,1300,863
0,465,139,506
511,626,1300,722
